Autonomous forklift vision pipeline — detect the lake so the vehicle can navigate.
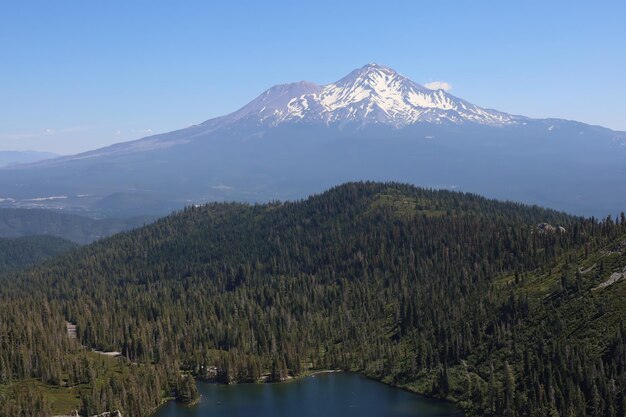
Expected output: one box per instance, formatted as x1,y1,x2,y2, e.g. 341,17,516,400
153,372,464,417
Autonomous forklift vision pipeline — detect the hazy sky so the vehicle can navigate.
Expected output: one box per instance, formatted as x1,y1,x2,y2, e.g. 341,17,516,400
1,1,625,154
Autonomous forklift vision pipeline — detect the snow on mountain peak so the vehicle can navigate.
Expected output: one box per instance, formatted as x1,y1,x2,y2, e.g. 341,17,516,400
218,64,517,128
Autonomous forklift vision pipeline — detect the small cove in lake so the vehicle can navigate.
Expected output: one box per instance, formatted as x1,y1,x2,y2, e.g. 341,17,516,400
153,372,464,417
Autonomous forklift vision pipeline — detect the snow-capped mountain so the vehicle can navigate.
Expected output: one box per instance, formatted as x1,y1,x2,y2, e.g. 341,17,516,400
214,63,517,128
1,63,624,218
37,64,521,163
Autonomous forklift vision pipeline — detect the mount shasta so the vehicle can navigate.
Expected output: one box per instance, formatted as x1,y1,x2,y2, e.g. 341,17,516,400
1,63,624,217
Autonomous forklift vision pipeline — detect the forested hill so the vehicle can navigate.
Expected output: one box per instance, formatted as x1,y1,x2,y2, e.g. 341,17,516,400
0,235,77,273
1,182,624,417
0,208,151,244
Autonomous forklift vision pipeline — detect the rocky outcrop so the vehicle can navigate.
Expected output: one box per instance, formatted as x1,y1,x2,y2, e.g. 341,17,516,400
537,223,566,233
53,411,122,417
593,267,626,291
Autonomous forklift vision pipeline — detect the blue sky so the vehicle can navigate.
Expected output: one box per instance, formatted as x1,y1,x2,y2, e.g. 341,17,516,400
1,1,625,154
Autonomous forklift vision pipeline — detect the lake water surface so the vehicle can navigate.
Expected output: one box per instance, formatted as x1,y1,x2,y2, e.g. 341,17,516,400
153,372,464,417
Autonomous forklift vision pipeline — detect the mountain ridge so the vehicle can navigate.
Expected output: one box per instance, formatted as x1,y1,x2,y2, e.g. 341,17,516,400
0,150,60,167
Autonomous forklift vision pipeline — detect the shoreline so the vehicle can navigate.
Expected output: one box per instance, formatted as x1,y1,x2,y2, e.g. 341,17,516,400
185,369,465,416
148,369,343,416
53,368,463,417
358,374,466,416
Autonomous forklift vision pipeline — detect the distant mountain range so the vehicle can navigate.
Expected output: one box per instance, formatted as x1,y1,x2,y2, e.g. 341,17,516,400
1,63,624,217
0,150,59,167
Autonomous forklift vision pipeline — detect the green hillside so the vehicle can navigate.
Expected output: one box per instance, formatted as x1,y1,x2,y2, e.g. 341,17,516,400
0,208,151,244
0,182,623,416
0,235,77,274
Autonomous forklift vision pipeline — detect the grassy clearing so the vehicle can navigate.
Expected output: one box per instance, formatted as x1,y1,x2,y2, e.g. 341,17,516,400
0,351,126,415
368,192,447,219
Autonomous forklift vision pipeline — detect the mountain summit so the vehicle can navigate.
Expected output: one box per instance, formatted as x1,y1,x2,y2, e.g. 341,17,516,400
214,63,516,128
